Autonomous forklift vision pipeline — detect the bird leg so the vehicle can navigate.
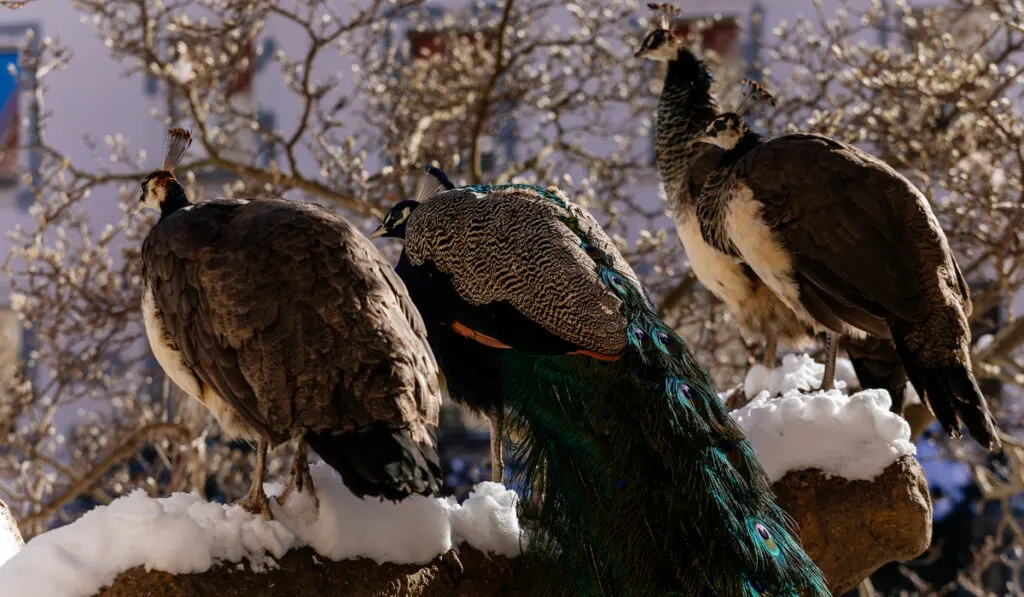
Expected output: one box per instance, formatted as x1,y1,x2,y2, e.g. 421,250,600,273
276,437,319,511
489,410,505,484
763,332,778,369
237,439,273,520
440,548,465,584
821,332,841,392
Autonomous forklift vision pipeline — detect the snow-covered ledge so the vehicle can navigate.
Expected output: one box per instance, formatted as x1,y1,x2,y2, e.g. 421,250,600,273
732,354,932,593
0,356,931,597
733,354,917,483
0,465,522,597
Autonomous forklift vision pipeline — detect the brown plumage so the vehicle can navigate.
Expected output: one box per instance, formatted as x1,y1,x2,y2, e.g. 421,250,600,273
639,9,992,446
712,132,999,449
639,18,814,368
138,129,443,518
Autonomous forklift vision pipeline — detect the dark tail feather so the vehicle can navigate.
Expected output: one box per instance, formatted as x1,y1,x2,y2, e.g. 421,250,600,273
306,423,443,501
890,336,1000,450
921,364,1000,450
843,336,909,413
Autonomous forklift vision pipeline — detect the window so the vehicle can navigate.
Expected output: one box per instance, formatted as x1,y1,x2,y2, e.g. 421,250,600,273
0,23,41,212
674,17,742,60
900,6,1001,140
0,47,20,186
905,5,1002,57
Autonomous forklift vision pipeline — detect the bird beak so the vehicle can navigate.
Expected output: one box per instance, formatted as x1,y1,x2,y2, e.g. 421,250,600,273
369,226,385,239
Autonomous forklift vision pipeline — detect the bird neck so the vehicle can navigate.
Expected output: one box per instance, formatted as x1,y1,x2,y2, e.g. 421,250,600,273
655,52,719,203
159,181,191,218
729,129,764,158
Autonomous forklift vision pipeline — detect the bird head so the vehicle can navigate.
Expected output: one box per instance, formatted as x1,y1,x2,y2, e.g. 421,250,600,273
693,80,775,148
371,199,421,239
693,113,746,149
634,3,690,62
139,170,177,211
139,127,192,212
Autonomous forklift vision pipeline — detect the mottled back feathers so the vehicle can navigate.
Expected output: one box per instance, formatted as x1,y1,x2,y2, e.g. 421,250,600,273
403,186,644,356
141,198,441,445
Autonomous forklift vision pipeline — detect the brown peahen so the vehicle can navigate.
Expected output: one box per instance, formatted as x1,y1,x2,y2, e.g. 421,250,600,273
650,17,1000,449
139,128,444,518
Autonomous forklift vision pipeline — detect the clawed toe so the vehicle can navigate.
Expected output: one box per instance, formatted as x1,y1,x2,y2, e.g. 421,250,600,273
238,490,274,520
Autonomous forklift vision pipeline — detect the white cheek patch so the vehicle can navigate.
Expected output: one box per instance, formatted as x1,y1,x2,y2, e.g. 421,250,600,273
143,185,166,211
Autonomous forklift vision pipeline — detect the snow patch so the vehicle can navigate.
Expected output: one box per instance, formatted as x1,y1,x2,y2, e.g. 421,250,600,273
834,357,859,390
732,354,916,482
0,523,19,568
743,353,847,399
0,463,523,597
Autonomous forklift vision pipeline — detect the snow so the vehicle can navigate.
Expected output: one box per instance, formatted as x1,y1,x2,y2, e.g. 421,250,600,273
0,463,523,597
0,523,19,568
732,353,917,482
743,353,848,399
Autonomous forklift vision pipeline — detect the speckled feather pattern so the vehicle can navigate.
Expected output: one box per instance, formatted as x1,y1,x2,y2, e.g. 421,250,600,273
404,186,643,355
654,51,812,349
141,198,441,446
696,166,742,257
399,179,830,596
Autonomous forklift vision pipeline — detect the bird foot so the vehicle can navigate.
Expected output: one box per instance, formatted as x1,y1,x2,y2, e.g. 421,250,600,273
276,461,320,513
440,548,464,584
237,488,274,521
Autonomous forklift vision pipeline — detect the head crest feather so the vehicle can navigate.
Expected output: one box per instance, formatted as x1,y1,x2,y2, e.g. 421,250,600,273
647,3,681,30
412,164,456,203
162,128,193,171
733,79,776,117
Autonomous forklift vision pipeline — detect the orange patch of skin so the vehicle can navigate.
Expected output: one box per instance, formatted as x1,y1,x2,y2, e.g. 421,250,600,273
450,321,513,349
570,349,622,362
448,321,622,362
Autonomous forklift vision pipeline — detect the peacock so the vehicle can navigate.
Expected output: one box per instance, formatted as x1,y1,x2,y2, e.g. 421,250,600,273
650,17,999,449
373,167,831,596
638,4,920,419
692,83,912,406
376,167,508,484
139,128,444,518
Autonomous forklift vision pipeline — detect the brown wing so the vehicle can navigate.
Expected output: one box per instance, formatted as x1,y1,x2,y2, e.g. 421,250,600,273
732,133,932,325
403,187,641,356
141,198,440,442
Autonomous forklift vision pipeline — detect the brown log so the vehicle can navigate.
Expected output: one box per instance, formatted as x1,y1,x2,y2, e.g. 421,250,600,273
95,456,931,597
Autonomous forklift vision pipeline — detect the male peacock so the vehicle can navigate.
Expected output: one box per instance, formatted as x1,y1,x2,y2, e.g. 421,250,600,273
641,7,999,449
374,169,830,596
